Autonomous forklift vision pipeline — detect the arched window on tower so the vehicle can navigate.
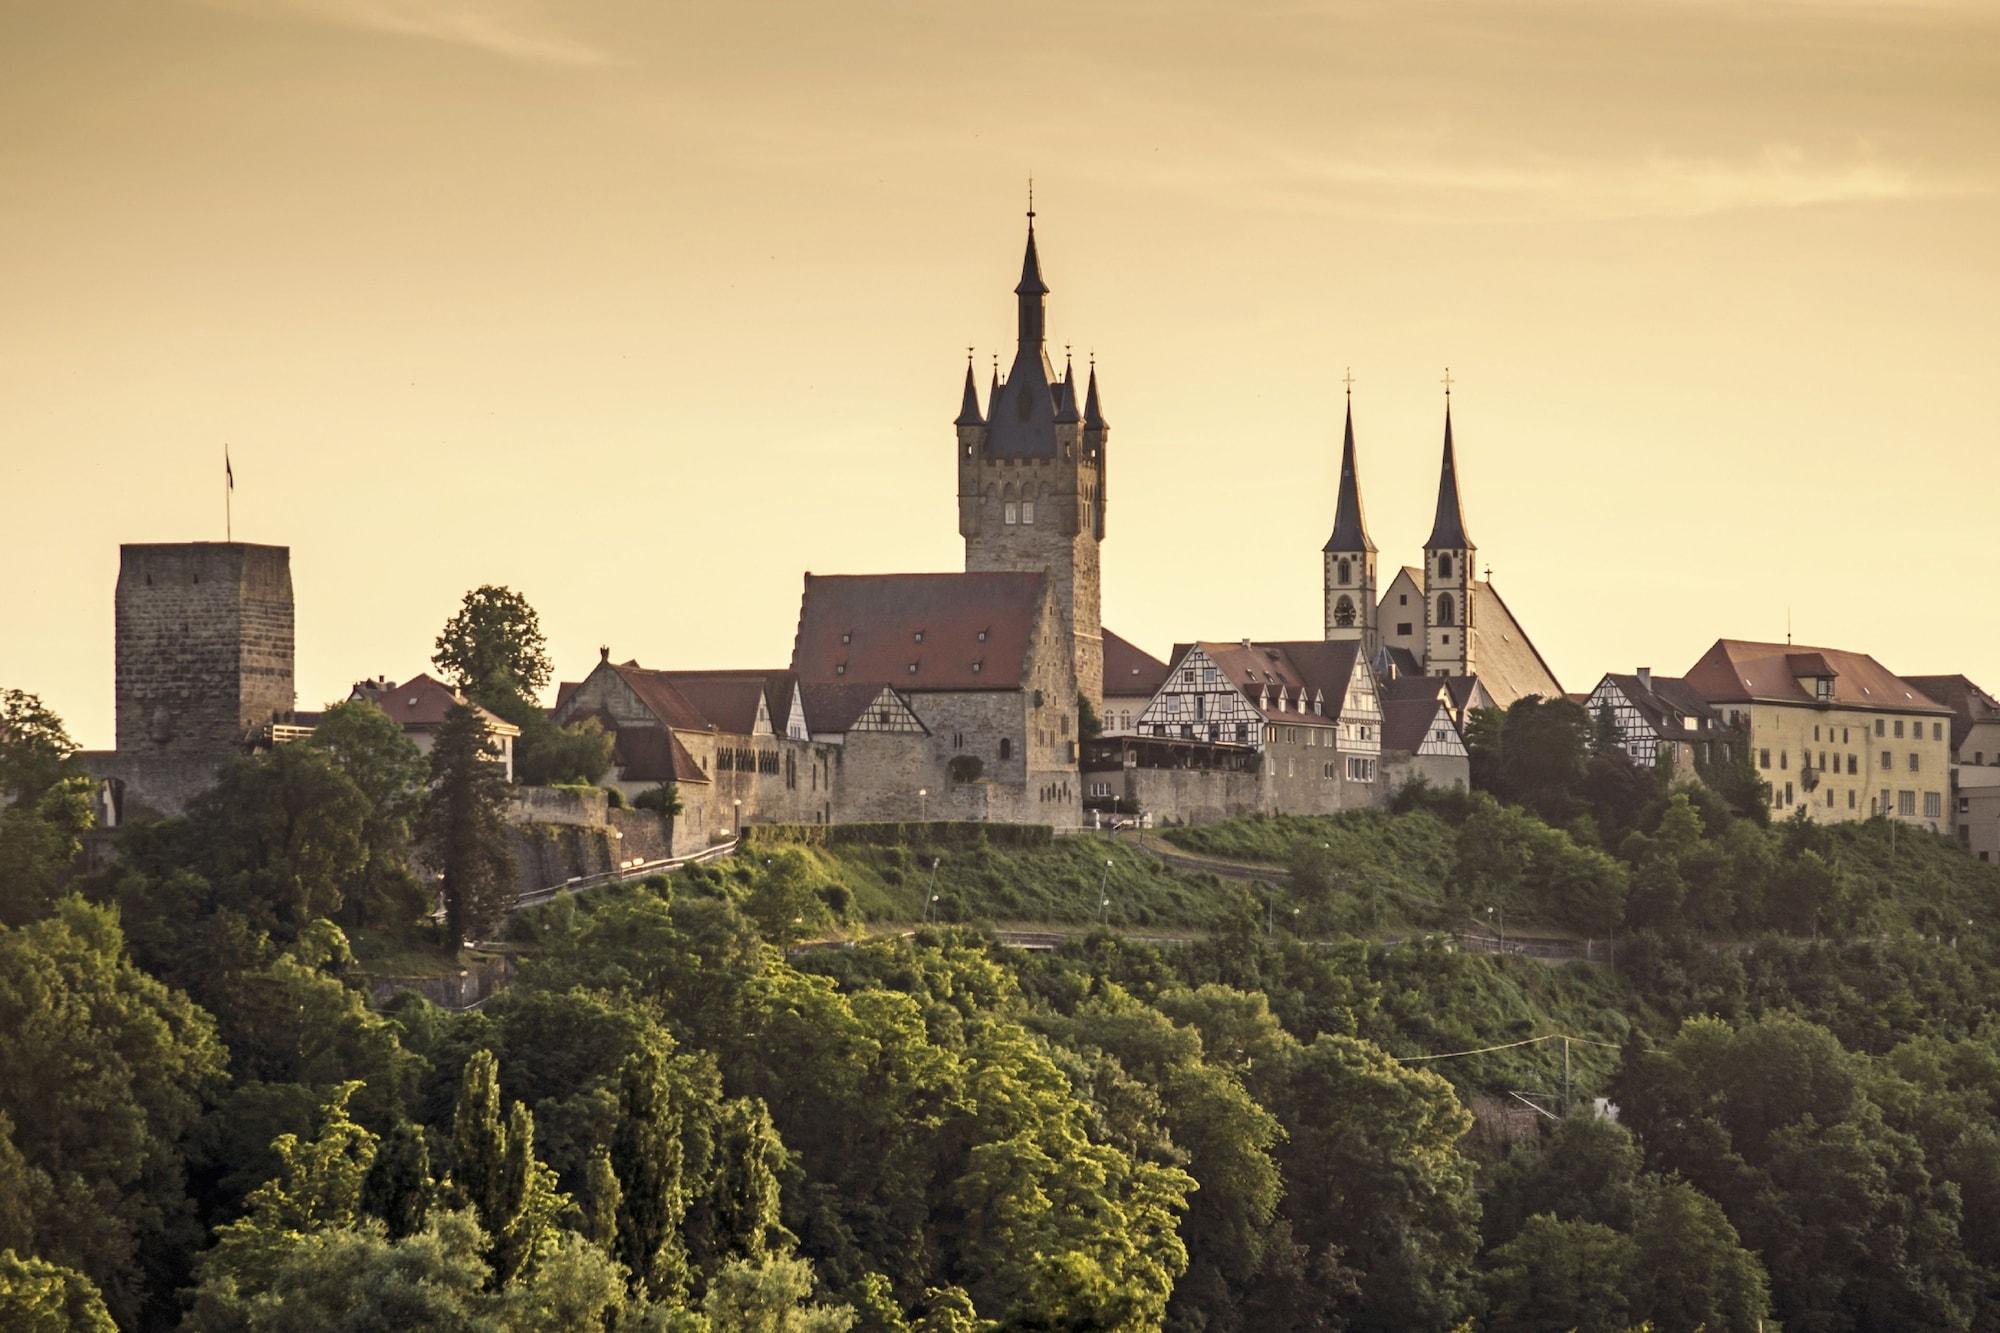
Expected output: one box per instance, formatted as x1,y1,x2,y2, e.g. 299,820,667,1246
1437,593,1455,627
1336,558,1351,586
1437,552,1453,578
1003,482,1018,526
1334,596,1356,628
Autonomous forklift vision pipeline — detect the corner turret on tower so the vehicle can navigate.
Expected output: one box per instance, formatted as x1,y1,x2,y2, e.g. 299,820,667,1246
956,205,1107,708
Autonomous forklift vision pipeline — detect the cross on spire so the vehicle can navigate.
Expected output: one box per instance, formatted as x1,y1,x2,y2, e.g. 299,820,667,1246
1027,176,1035,222
1441,366,1454,396
1343,367,1355,398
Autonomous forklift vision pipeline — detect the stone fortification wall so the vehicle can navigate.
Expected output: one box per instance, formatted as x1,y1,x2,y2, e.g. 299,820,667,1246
1381,751,1471,795
1123,766,1266,826
505,785,608,827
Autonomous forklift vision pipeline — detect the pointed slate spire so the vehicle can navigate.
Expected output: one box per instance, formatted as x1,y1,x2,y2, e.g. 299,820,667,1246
1015,212,1048,350
1083,359,1106,428
1323,395,1374,553
1424,400,1473,550
954,354,984,426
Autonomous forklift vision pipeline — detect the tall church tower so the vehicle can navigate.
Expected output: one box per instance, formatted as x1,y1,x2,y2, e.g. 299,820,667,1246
1422,396,1476,677
957,210,1107,710
1322,389,1377,654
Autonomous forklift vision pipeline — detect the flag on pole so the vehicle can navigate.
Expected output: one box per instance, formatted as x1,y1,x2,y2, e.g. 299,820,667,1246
226,447,234,490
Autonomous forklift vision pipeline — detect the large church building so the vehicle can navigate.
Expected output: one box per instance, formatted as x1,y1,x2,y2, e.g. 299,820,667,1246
1321,390,1562,709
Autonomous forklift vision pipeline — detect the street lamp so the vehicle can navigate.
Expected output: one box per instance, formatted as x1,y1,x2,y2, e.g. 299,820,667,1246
924,856,942,923
918,787,929,822
1098,858,1113,924
732,798,743,838
1486,905,1506,949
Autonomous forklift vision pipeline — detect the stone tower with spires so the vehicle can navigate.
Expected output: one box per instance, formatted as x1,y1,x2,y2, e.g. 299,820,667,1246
955,209,1107,711
1422,398,1476,677
1322,389,1377,657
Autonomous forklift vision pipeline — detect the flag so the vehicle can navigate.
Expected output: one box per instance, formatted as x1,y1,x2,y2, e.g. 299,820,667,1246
226,447,234,490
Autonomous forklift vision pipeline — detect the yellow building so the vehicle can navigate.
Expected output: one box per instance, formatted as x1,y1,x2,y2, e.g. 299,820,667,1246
1684,640,1953,828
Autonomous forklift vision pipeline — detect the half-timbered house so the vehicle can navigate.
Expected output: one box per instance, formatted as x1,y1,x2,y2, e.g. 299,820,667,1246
1584,669,1721,770
1129,638,1384,817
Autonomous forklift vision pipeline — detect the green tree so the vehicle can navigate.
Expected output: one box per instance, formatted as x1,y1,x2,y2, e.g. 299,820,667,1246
580,1147,622,1256
180,744,374,935
701,1254,855,1331
744,851,831,947
1269,1033,1479,1331
0,776,94,927
0,898,226,1327
0,1249,116,1333
1481,1214,1637,1333
1628,1175,1772,1332
361,1122,434,1241
696,1098,791,1273
611,1049,693,1301
502,704,615,788
305,699,429,929
450,1051,507,1237
421,704,515,948
0,690,80,806
432,585,552,709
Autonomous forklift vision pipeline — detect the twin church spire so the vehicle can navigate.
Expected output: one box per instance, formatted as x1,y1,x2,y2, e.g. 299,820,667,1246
1322,380,1479,678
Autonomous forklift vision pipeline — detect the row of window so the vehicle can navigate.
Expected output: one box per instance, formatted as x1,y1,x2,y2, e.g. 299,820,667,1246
1757,748,1922,775
1770,784,1941,819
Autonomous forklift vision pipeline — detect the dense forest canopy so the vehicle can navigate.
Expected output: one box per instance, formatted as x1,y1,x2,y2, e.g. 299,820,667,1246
5,683,2000,1330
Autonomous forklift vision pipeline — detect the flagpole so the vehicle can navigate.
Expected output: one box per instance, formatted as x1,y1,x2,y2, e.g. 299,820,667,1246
225,444,233,542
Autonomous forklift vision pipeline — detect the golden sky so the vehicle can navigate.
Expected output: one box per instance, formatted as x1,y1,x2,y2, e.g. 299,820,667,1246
3,0,1996,747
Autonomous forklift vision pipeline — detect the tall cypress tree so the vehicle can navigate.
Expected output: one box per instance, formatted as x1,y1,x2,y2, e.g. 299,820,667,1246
421,703,514,949
610,1051,690,1300
451,1050,507,1231
494,1100,566,1284
581,1146,623,1257
360,1121,433,1240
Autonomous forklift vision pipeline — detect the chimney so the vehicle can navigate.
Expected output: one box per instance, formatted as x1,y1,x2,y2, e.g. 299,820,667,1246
1241,637,1252,649
599,645,611,663
1636,666,1652,691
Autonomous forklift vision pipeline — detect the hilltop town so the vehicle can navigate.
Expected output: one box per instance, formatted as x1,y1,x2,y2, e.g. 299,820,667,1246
71,214,2000,874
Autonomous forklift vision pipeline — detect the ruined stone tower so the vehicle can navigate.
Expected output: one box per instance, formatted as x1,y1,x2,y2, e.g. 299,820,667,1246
955,212,1107,711
113,542,294,814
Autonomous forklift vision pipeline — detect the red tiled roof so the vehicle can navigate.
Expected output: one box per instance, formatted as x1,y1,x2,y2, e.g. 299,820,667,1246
1684,640,1948,715
791,572,1046,692
635,669,799,736
606,664,710,732
1383,696,1452,753
799,682,920,735
1902,674,2000,752
1188,639,1363,724
1103,628,1170,698
613,727,709,785
367,673,517,734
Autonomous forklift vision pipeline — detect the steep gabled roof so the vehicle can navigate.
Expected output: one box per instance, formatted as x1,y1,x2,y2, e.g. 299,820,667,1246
1684,640,1949,715
798,682,929,736
612,727,709,785
1467,581,1563,706
791,571,1048,692
1896,674,1998,752
364,673,518,735
605,664,710,732
1103,628,1170,699
1383,696,1457,754
1598,673,1716,740
1189,639,1365,724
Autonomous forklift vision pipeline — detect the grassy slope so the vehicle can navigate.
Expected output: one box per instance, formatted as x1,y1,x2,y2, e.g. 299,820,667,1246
752,833,1264,930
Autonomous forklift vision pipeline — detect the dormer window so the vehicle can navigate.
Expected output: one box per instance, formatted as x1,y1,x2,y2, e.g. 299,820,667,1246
841,632,852,645
978,629,988,642
835,664,846,676
913,631,924,644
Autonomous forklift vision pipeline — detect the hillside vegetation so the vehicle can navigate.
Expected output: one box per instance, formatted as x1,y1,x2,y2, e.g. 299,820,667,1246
8,685,2000,1330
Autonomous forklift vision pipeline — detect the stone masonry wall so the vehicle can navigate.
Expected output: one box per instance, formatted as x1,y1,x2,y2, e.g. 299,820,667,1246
112,543,294,816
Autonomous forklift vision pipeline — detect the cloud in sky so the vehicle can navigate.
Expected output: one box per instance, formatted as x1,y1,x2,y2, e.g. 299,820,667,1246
197,0,611,66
